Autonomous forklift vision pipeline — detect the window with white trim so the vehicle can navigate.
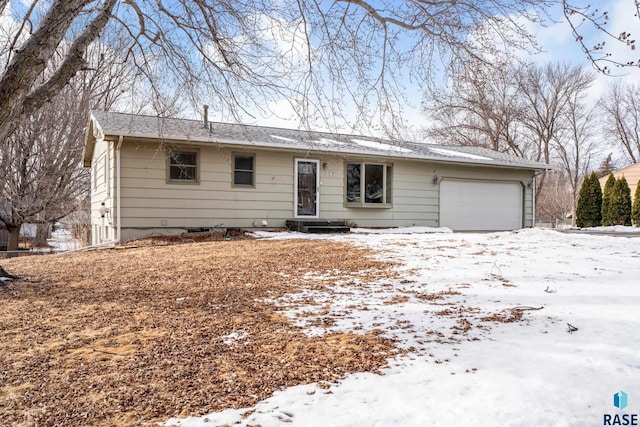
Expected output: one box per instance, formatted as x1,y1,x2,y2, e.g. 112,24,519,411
345,162,392,206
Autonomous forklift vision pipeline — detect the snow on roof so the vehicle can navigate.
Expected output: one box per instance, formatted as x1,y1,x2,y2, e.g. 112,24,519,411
428,147,492,161
84,111,550,170
350,138,412,153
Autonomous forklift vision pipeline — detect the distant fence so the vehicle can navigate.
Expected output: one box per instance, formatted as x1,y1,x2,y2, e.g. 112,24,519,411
0,248,71,259
0,234,83,258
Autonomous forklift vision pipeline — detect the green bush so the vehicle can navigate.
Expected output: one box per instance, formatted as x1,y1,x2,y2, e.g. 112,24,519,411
632,180,640,227
601,174,616,226
576,172,603,228
609,176,632,226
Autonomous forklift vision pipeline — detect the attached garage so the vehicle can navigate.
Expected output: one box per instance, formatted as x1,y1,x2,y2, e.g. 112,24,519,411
439,180,523,231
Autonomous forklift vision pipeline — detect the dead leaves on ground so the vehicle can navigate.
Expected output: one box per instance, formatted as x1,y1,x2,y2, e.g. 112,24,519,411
0,239,396,426
0,237,535,427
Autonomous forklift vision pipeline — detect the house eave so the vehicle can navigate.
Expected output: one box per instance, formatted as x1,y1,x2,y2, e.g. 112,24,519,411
100,131,550,172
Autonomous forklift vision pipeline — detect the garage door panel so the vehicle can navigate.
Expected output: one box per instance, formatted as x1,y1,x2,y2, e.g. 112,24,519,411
440,180,522,231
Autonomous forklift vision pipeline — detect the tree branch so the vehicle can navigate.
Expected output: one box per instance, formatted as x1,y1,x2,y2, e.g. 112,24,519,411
0,0,94,138
21,0,118,120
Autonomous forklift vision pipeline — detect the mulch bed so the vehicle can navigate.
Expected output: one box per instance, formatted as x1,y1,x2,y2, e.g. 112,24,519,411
0,238,398,426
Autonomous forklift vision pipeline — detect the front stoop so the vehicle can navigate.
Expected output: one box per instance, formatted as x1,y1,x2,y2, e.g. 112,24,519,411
286,220,351,234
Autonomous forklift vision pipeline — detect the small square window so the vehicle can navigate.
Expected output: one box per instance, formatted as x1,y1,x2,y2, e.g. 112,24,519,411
168,150,198,182
234,155,254,186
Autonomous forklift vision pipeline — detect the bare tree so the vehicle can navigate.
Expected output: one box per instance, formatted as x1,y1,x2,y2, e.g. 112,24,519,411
535,170,574,222
517,63,595,164
0,0,555,142
551,89,598,224
517,62,595,196
562,1,640,74
0,84,90,251
599,82,640,164
424,60,596,218
0,34,135,252
424,60,526,156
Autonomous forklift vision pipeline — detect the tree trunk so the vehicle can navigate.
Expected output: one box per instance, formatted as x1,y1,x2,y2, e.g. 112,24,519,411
34,223,51,248
6,224,20,252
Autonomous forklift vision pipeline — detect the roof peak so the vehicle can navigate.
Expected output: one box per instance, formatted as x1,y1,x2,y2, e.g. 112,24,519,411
90,110,390,143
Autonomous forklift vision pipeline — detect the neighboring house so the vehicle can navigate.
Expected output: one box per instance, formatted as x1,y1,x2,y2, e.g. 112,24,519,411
83,111,550,245
599,163,640,201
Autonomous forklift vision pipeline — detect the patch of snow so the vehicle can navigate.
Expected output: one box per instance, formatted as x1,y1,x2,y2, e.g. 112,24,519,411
221,331,248,346
350,138,412,153
270,135,297,142
350,226,452,234
47,231,82,251
429,147,493,161
166,228,640,427
312,138,345,145
586,225,640,233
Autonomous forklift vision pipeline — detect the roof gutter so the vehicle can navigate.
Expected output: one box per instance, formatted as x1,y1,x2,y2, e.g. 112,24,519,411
105,133,550,172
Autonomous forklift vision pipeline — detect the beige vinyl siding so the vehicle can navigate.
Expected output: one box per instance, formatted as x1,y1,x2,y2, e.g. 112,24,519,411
89,139,116,244
119,142,294,231
317,159,439,227
599,163,640,202
116,139,535,240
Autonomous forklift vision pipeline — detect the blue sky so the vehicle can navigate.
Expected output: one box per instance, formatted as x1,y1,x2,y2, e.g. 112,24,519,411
250,0,640,138
531,0,639,96
3,0,638,139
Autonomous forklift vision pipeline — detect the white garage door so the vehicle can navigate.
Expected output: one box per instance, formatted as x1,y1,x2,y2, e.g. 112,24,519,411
440,180,523,231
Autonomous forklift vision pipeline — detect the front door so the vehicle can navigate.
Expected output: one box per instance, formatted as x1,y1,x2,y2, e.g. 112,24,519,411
294,159,319,218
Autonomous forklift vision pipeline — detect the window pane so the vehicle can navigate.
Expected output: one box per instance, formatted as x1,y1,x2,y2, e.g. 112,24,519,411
170,165,196,180
346,163,361,203
171,152,197,167
234,155,254,186
169,151,197,181
386,165,392,204
365,164,383,203
235,155,253,171
234,171,253,186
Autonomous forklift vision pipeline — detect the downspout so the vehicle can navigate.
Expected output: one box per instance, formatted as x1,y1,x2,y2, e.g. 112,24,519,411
115,135,123,243
531,169,546,228
531,172,536,228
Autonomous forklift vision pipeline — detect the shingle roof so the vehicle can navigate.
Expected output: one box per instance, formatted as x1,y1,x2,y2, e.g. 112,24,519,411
84,110,550,170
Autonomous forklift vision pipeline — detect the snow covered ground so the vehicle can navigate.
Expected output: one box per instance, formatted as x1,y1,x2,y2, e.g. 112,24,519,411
48,229,82,251
166,228,640,427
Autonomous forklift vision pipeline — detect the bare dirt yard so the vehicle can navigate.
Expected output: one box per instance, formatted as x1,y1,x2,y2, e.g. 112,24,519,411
0,236,397,426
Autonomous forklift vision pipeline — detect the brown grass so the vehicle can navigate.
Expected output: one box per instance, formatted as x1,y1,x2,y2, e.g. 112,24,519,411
0,238,397,426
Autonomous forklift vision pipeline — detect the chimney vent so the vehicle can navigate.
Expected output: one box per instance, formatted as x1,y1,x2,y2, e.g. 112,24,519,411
202,105,209,128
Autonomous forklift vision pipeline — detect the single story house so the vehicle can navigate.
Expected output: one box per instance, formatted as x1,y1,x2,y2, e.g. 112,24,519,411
83,111,549,245
598,162,640,201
